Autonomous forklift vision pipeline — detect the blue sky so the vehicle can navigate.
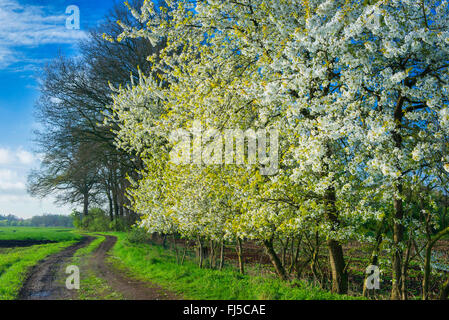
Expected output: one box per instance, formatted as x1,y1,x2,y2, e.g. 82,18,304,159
0,0,120,218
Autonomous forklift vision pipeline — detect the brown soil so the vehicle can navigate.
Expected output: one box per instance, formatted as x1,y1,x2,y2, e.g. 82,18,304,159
0,240,57,248
18,235,179,300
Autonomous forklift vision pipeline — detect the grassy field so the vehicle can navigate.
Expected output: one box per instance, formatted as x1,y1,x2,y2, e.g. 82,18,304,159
0,241,76,299
0,227,82,242
0,227,82,300
106,232,360,300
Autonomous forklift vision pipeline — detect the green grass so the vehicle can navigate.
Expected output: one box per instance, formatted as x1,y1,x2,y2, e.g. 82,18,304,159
0,241,76,300
107,232,362,300
0,227,82,242
77,273,123,300
0,227,83,300
73,234,105,260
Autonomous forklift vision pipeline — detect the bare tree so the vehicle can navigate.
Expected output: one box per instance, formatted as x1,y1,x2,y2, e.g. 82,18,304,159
28,0,165,226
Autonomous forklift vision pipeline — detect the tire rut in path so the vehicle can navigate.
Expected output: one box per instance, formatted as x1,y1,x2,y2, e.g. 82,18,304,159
18,236,95,300
89,235,179,300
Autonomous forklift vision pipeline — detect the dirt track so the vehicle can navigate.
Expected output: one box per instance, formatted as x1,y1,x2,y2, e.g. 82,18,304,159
89,235,178,300
18,236,95,300
18,235,178,300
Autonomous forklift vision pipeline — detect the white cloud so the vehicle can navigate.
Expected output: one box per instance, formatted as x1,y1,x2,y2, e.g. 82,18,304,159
0,148,14,164
0,0,87,69
0,193,73,218
0,147,35,200
0,46,19,69
0,167,27,193
0,147,36,165
0,181,26,192
16,149,34,165
0,146,73,218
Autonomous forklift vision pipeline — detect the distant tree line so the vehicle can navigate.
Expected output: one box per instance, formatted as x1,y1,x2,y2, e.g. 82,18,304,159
0,214,73,227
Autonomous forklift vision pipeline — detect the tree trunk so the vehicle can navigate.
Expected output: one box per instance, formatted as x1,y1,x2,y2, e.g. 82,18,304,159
391,191,404,300
162,234,167,249
180,244,188,266
310,231,321,286
401,235,413,300
327,239,348,294
289,236,301,273
209,240,215,269
172,234,179,264
82,191,89,217
363,223,383,297
391,96,405,300
440,278,449,300
112,187,119,219
263,239,287,280
418,226,449,300
443,193,448,229
219,240,225,270
236,238,245,274
198,238,204,268
422,242,432,300
107,190,113,221
280,238,289,268
324,186,348,294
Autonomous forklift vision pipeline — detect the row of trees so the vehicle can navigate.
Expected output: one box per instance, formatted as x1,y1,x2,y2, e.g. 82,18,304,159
104,0,449,299
27,0,160,227
0,214,73,227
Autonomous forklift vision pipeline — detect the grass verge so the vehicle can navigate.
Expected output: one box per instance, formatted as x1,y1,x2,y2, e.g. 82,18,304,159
77,273,123,300
107,232,362,300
